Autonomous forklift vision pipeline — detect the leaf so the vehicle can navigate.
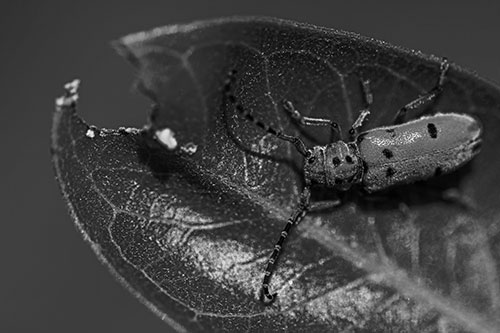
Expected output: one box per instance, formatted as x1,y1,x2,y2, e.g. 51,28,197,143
52,17,500,332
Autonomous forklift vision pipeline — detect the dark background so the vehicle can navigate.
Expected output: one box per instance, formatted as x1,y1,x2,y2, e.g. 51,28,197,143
2,1,500,332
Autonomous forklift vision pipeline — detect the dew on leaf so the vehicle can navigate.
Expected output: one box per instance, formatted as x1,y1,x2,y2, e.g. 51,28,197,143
180,142,198,155
86,128,96,138
154,127,177,150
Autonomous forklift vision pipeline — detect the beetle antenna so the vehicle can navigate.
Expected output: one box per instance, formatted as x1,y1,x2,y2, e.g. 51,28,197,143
223,70,311,158
260,186,311,304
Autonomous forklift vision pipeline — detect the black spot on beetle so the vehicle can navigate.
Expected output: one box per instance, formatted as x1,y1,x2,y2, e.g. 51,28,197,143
356,135,365,143
386,128,396,138
382,149,393,159
386,167,395,177
434,166,442,176
427,123,438,138
345,155,353,163
308,156,316,164
332,157,341,167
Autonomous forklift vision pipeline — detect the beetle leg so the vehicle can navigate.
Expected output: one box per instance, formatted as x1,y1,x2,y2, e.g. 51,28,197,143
349,79,372,140
309,199,342,212
308,198,342,212
282,99,343,142
393,58,450,124
441,188,477,211
366,216,390,263
261,186,311,304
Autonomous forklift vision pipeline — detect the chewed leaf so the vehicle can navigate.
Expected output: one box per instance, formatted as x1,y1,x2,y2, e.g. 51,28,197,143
52,17,500,332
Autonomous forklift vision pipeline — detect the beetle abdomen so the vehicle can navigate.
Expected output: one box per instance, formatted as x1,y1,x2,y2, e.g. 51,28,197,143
357,113,482,192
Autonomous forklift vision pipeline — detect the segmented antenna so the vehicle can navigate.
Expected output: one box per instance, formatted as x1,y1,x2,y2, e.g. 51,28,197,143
223,70,311,158
261,186,311,303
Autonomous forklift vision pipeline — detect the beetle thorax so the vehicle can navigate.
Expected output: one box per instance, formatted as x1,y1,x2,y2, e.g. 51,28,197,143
304,141,363,190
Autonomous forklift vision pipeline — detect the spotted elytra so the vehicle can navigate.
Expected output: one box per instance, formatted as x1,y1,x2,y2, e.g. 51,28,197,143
223,58,482,304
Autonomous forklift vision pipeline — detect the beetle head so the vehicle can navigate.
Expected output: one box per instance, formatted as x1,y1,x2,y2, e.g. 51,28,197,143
304,141,362,190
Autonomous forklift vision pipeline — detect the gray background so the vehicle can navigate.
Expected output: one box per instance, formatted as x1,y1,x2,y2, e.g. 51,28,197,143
2,1,500,332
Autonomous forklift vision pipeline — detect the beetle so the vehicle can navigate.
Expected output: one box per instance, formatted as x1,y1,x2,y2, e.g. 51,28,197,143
223,58,482,304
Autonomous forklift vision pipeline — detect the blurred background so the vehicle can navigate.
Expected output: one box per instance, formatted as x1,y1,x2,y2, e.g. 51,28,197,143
2,1,500,332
